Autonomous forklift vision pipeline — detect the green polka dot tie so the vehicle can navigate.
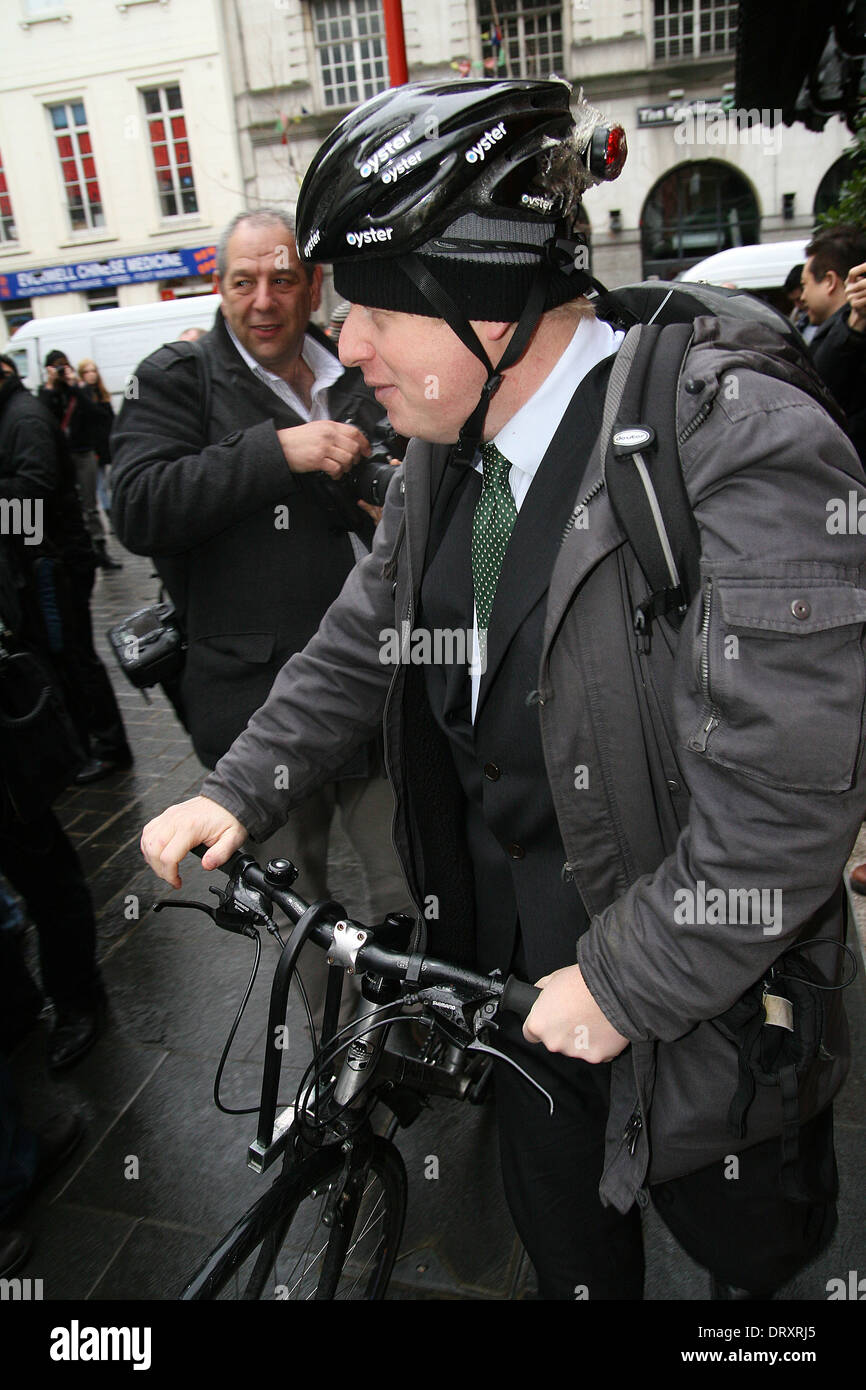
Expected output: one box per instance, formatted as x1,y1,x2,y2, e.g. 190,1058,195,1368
473,441,517,633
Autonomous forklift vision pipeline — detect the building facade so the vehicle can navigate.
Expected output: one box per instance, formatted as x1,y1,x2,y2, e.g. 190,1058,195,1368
0,0,856,343
0,0,243,344
223,0,855,307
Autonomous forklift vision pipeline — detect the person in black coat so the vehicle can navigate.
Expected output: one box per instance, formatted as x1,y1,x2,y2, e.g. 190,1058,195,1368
111,209,412,956
802,224,866,464
0,356,132,781
38,350,122,570
78,358,115,516
0,357,107,1071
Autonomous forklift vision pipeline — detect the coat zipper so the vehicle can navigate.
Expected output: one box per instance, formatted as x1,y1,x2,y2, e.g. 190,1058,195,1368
689,578,721,753
561,475,606,541
623,1106,643,1157
678,398,713,444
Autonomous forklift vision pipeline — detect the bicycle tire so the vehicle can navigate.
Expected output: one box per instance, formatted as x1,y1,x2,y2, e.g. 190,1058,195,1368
182,1136,407,1301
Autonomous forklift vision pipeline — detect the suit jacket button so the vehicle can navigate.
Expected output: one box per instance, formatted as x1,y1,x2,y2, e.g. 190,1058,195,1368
483,762,500,781
508,842,525,860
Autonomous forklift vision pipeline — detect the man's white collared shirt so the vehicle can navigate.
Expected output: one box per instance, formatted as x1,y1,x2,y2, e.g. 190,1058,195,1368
469,314,625,720
225,322,344,421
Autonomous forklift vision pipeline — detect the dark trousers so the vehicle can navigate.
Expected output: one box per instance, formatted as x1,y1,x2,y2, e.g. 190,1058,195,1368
35,558,129,760
0,809,101,1015
495,1015,644,1300
494,1020,837,1299
62,567,130,760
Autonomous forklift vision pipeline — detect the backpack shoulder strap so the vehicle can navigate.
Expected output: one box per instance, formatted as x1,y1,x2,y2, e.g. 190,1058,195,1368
603,321,701,651
156,340,212,440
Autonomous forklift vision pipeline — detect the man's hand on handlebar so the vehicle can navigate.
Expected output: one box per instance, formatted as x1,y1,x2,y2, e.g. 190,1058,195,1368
523,963,629,1063
140,795,249,888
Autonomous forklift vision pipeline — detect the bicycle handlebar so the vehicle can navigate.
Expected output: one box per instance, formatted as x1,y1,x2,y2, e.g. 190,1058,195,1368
188,844,541,1022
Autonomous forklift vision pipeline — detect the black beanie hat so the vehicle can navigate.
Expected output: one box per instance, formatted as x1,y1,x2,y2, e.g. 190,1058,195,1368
333,212,584,320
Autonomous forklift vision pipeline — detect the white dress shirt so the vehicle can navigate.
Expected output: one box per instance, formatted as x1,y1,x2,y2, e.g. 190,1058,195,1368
225,322,344,421
470,314,625,720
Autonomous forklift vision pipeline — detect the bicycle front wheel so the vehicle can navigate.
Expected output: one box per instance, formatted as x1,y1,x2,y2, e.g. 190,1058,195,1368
184,1137,407,1301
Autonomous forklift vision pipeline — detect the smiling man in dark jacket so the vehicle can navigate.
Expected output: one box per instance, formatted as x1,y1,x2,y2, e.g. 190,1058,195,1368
111,208,409,934
138,88,866,1301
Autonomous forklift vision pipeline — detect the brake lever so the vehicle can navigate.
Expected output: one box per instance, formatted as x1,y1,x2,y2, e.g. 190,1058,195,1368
465,1036,555,1117
429,1005,554,1116
152,894,264,940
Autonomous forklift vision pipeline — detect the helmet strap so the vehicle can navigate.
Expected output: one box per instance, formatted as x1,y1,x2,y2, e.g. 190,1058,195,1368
398,253,550,466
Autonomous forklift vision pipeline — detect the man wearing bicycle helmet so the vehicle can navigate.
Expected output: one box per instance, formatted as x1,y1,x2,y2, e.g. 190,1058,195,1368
142,79,864,1301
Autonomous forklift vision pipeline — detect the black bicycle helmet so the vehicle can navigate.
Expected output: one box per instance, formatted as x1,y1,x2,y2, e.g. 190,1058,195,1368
297,79,626,460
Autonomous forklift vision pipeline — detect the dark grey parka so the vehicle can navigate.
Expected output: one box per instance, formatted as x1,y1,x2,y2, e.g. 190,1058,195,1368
202,318,866,1212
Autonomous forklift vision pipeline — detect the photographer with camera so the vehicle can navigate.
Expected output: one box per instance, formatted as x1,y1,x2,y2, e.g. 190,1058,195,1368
38,351,123,571
111,209,411,973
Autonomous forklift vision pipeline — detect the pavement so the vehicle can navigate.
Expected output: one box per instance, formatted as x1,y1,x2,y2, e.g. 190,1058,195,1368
5,544,866,1303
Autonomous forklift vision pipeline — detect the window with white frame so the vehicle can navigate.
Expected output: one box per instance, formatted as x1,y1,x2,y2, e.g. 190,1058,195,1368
653,0,737,61
48,101,105,233
311,0,389,109
21,0,67,18
0,149,17,243
142,84,198,218
478,0,564,79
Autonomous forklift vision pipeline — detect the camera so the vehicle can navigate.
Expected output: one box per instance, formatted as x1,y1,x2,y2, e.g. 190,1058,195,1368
339,417,401,508
312,409,404,534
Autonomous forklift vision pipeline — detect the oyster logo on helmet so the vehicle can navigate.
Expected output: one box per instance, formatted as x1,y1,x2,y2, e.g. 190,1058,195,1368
464,121,507,163
359,127,414,179
345,227,395,249
521,192,556,213
381,148,423,185
303,227,321,258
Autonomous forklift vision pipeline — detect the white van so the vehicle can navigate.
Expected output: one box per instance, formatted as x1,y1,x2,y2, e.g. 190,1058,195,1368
5,294,222,406
678,240,809,292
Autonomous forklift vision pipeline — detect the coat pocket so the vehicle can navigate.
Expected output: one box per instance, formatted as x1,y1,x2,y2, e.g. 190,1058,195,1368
197,631,276,664
685,571,866,793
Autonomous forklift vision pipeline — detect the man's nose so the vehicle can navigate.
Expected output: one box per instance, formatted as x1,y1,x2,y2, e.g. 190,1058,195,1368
338,305,367,368
252,277,275,311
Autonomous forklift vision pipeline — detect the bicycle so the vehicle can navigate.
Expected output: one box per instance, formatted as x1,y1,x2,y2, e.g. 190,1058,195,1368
154,845,546,1300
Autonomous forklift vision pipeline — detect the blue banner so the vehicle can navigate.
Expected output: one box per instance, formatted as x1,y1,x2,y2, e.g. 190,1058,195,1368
0,244,216,299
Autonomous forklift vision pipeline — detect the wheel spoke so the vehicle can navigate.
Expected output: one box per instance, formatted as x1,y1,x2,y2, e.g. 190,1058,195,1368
202,1141,404,1301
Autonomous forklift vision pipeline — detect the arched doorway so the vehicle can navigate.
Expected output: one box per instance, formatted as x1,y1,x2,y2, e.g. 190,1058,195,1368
814,154,858,219
641,161,761,279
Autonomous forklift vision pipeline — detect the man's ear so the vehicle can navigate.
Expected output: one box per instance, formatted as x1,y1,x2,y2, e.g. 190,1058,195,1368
213,273,225,312
472,320,514,344
309,264,323,313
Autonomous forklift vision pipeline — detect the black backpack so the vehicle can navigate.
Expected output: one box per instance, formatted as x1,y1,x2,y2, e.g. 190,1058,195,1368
594,284,860,1182
592,282,847,652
